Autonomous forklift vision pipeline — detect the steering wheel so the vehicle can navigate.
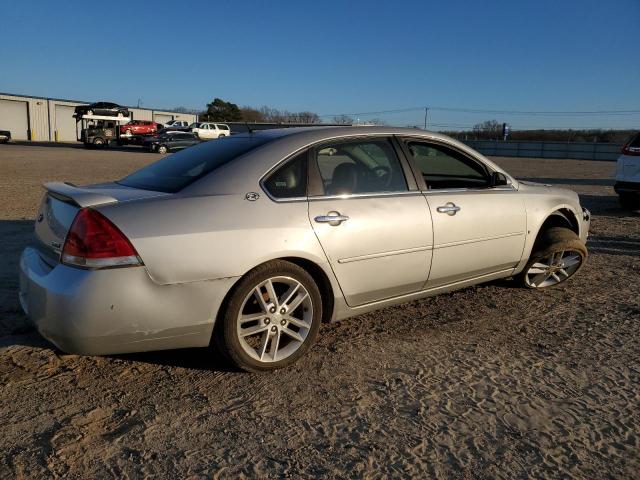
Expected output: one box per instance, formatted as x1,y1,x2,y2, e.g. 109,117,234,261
371,165,392,187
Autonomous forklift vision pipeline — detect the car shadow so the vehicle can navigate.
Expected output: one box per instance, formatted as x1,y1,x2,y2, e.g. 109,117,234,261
587,235,640,257
111,347,238,372
579,194,639,217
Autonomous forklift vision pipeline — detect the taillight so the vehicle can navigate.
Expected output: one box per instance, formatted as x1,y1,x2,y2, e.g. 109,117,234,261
62,209,141,268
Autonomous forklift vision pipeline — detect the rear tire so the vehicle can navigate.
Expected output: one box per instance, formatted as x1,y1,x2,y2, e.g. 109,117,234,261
518,227,587,289
93,137,105,147
157,144,168,154
214,260,322,372
619,193,639,210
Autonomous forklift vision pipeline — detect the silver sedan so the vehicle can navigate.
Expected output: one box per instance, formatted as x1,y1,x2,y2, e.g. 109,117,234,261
19,127,590,371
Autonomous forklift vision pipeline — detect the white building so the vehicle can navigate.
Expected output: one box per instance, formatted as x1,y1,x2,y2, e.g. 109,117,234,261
0,92,198,142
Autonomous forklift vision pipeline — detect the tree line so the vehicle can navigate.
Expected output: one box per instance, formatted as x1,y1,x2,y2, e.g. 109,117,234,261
443,119,635,143
199,98,322,124
196,98,387,125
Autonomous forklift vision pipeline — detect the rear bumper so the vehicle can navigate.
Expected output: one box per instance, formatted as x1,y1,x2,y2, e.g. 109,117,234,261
19,247,237,355
614,181,640,195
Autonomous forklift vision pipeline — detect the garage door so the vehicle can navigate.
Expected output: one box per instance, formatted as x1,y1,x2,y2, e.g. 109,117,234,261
0,99,29,140
154,113,173,125
55,105,79,142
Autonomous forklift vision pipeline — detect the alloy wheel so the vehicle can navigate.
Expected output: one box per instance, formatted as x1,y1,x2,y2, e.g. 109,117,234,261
524,250,583,288
236,276,313,363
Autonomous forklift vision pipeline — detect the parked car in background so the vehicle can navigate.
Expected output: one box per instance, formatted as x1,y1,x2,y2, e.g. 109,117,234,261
614,131,640,209
192,122,231,140
19,126,590,373
74,102,129,118
163,120,190,131
0,130,10,143
149,131,200,154
120,120,160,136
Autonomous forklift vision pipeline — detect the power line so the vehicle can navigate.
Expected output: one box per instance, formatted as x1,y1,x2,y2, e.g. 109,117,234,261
319,106,640,118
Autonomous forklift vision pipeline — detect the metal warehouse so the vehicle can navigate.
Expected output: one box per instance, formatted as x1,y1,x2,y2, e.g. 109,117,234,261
0,92,197,142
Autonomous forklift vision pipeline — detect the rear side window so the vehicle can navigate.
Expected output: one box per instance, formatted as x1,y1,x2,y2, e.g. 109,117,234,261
263,151,308,199
314,138,407,195
119,136,271,193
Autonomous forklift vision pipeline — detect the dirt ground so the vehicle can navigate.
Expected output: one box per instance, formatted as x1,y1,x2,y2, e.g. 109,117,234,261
0,143,638,479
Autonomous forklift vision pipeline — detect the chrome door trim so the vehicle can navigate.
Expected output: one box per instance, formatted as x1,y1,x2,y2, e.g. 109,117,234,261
433,231,525,249
338,245,433,264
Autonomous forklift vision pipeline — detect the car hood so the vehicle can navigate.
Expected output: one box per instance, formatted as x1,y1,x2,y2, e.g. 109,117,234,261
517,179,581,203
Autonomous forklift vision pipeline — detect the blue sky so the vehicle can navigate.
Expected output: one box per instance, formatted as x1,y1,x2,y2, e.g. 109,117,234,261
1,0,638,129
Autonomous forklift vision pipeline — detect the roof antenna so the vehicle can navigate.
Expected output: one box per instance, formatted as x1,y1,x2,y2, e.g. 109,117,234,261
245,121,254,134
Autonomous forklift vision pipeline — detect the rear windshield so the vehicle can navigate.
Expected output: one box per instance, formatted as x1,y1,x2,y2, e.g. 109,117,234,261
629,133,640,148
118,136,271,193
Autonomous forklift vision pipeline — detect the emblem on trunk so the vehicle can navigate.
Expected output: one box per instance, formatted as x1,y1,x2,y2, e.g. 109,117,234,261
50,241,62,250
245,192,260,201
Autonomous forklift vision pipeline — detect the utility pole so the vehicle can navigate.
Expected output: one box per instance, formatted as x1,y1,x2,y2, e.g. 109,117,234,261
424,107,429,130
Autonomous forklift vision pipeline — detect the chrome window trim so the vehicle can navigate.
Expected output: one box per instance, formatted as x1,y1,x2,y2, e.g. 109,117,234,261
421,184,517,195
308,191,425,202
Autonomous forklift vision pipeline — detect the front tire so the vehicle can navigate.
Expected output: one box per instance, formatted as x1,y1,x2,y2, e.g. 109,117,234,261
214,260,322,372
157,144,168,154
519,227,587,289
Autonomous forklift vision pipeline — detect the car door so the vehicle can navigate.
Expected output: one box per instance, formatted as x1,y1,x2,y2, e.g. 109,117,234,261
307,136,433,307
400,138,526,288
171,133,186,150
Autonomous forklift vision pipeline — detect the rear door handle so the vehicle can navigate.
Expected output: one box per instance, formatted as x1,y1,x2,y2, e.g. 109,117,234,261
436,202,461,216
314,211,349,226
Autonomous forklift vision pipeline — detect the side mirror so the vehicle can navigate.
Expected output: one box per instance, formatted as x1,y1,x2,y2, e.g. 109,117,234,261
490,171,509,187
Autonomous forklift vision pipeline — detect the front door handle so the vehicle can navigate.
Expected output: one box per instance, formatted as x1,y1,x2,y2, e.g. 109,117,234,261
436,202,461,216
314,211,349,226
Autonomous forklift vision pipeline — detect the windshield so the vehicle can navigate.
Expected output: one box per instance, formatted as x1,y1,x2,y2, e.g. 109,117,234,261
190,122,201,128
118,136,271,193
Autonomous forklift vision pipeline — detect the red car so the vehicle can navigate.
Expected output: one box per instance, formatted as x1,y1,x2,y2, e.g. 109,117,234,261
120,120,160,136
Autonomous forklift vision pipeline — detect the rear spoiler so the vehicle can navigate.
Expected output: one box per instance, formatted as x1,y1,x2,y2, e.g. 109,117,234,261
44,182,118,208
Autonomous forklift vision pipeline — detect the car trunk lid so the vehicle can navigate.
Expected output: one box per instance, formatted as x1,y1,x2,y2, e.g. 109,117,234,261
34,182,168,265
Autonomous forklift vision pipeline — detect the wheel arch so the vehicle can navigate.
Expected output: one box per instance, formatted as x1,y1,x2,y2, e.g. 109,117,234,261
214,256,337,333
533,208,580,248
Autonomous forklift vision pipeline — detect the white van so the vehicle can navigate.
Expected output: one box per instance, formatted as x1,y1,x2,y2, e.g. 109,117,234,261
615,132,640,209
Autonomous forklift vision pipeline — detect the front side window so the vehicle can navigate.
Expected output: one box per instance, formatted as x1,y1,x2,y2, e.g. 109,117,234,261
263,151,308,199
314,138,407,196
406,142,489,190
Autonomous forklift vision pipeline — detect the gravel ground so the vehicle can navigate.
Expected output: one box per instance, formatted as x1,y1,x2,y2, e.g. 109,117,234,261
0,143,638,479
